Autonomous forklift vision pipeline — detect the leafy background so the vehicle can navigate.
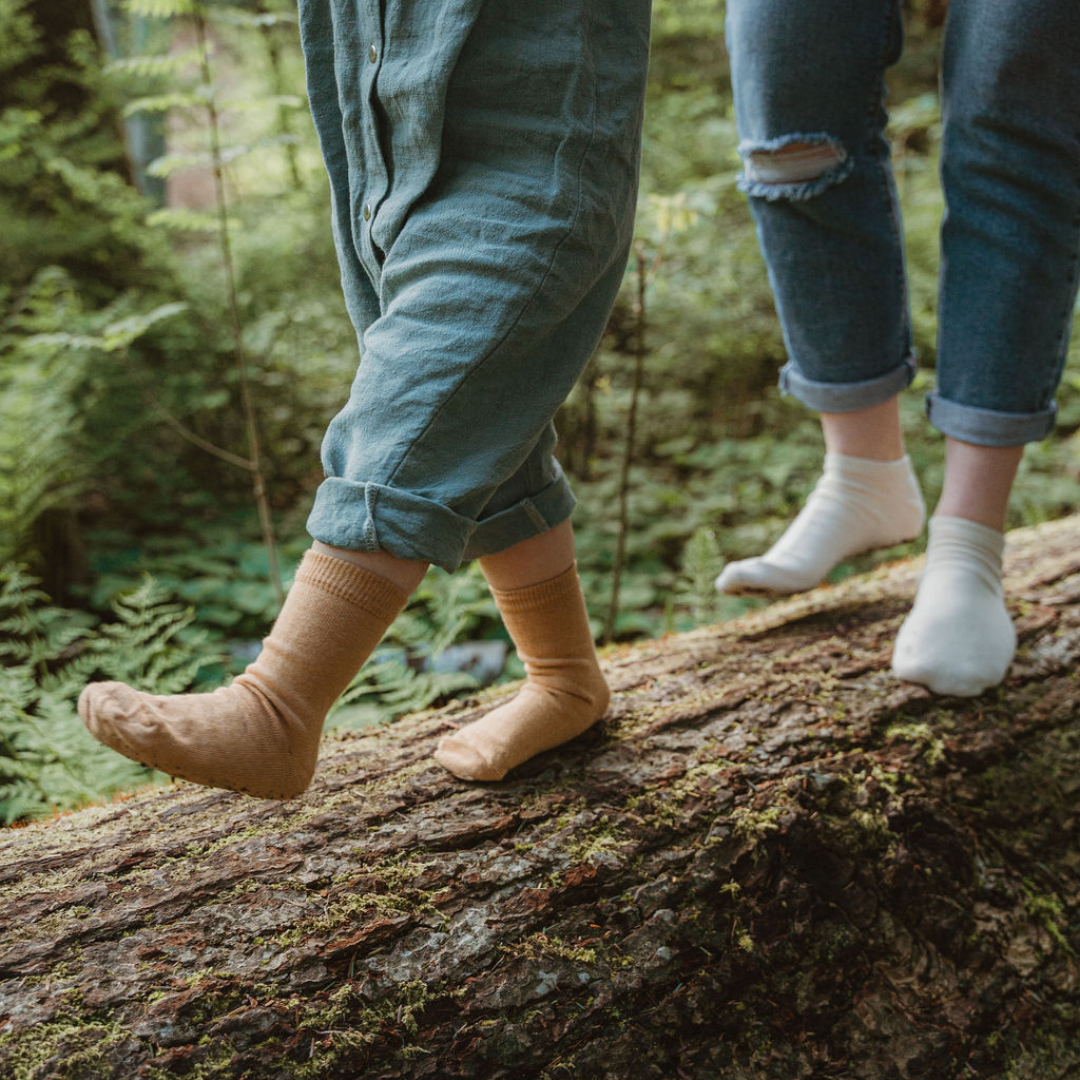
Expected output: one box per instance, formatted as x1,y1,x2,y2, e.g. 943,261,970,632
3,0,1078,821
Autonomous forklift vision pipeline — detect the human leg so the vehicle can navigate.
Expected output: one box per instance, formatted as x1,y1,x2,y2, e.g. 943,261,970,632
311,542,428,594
435,519,609,781
302,0,646,776
476,518,575,593
890,443,1020,696
927,0,1080,449
892,0,1080,696
717,396,924,595
821,397,904,462
717,0,925,597
80,0,650,795
79,552,413,799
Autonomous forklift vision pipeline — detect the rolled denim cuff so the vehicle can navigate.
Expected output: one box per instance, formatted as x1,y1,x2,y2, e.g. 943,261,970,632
307,471,576,574
463,474,576,564
925,393,1057,447
778,354,917,413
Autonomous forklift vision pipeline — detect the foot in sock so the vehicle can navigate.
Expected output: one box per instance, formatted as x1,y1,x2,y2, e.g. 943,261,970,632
715,453,926,596
435,564,609,781
78,551,408,799
892,516,1015,697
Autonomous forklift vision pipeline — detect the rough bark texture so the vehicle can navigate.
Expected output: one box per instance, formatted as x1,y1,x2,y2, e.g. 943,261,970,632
2,518,1079,1080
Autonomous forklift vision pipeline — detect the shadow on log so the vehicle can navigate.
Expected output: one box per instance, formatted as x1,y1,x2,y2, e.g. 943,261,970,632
2,518,1079,1079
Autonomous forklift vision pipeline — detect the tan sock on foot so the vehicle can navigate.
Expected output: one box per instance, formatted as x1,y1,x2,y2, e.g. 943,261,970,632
78,550,408,799
434,564,609,781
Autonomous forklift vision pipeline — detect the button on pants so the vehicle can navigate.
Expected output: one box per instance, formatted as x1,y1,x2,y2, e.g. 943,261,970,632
299,0,651,570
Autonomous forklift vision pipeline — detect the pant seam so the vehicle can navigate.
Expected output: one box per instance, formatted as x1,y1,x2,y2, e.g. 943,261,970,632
1041,203,1080,411
866,0,910,370
520,498,548,531
363,484,380,550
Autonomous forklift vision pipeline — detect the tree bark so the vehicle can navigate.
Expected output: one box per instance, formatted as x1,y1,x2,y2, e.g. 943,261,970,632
2,517,1079,1079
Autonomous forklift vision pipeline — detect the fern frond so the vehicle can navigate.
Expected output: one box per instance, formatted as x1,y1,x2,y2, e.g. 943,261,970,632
105,49,202,78
18,330,102,352
331,654,477,729
145,207,219,232
672,525,723,627
125,0,197,19
0,566,220,822
211,7,297,28
99,303,189,351
219,95,304,113
123,90,209,116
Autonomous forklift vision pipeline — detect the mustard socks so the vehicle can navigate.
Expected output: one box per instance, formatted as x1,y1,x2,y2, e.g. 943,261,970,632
435,565,610,781
82,552,607,795
79,550,408,799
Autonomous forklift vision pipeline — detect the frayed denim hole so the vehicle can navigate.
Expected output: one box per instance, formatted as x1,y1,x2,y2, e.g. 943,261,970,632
737,134,852,202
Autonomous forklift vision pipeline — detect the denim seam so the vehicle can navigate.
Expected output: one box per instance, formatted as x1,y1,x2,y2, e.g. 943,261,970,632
867,0,910,366
362,484,380,550
382,37,601,495
520,498,548,531
1041,202,1080,412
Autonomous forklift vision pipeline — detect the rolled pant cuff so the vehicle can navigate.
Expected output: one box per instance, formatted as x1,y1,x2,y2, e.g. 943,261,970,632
306,473,577,575
925,393,1057,446
779,354,917,413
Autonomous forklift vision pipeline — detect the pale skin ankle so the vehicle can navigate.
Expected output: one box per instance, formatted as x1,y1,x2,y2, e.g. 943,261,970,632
820,395,905,461
933,437,1023,532
311,540,429,594
479,518,576,591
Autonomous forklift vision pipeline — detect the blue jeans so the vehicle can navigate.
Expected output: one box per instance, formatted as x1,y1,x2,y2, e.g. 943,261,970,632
726,0,1080,446
298,0,650,571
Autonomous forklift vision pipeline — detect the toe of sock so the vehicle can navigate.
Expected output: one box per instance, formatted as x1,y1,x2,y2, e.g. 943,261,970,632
79,681,134,738
891,655,995,697
716,559,770,596
716,559,810,597
79,681,170,771
892,634,1014,697
434,735,503,782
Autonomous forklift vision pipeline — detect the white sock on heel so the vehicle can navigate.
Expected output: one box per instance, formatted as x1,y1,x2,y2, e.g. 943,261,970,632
715,453,926,596
891,515,1016,696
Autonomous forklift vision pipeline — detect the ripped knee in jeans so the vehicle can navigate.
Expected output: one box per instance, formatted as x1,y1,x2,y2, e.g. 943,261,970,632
738,134,853,200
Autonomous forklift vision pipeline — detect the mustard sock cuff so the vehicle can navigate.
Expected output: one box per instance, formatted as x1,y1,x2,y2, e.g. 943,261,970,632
490,562,581,615
294,550,409,622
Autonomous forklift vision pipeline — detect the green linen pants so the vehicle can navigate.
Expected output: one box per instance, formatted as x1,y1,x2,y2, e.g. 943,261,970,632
299,0,652,572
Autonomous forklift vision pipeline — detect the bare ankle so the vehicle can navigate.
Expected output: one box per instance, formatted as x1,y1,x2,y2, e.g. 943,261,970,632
311,541,428,594
821,396,904,461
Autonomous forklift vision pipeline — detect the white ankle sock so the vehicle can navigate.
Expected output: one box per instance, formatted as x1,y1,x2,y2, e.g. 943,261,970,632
891,516,1015,697
715,453,925,596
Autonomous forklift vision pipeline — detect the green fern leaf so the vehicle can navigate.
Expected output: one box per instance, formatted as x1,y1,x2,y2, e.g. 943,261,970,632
125,0,197,19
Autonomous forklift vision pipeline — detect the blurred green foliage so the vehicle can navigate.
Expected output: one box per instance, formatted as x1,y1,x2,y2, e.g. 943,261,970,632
2,0,1078,817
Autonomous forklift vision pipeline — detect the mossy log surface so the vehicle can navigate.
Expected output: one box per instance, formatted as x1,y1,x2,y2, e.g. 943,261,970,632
2,518,1080,1080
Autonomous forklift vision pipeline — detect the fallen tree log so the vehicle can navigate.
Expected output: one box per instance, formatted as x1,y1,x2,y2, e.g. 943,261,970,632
2,517,1079,1080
